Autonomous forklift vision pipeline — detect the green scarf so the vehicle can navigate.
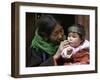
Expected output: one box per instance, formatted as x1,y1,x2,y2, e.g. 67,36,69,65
31,30,59,56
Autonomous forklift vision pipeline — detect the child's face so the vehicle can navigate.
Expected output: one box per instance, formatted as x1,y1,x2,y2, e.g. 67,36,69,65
67,32,82,48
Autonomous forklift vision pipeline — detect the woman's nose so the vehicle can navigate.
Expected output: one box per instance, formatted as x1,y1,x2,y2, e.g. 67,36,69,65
58,34,64,40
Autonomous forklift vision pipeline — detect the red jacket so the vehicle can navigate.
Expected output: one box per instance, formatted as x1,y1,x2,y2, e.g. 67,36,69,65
64,48,89,65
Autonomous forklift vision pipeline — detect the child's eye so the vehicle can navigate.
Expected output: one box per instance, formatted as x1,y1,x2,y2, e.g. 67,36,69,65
68,35,76,38
72,36,76,38
68,35,71,37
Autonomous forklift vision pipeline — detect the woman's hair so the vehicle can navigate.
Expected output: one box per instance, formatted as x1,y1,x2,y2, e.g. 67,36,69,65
35,15,58,38
67,24,86,40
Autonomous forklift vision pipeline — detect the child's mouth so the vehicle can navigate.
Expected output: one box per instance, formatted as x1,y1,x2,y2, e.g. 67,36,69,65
69,42,73,45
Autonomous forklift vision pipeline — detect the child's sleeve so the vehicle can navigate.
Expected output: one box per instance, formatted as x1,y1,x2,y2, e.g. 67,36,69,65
72,49,89,64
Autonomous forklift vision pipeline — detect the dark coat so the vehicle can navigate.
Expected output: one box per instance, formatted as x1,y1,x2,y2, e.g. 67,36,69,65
26,47,55,67
26,47,65,67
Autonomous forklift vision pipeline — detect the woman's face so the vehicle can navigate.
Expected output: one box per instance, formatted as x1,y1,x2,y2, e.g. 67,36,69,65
49,24,64,44
67,32,82,48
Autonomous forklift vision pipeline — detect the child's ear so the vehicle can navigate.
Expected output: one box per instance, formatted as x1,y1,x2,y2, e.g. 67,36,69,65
81,36,85,43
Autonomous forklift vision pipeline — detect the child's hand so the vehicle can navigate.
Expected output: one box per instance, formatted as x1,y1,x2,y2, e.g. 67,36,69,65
61,45,73,59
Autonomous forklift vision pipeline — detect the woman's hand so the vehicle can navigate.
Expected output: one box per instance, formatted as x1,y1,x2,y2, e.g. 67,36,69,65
53,40,69,60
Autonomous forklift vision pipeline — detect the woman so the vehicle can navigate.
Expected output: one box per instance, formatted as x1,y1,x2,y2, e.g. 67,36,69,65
27,15,65,67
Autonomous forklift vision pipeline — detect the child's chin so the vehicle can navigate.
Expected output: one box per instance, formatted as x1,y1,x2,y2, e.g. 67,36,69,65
70,44,76,48
69,43,74,46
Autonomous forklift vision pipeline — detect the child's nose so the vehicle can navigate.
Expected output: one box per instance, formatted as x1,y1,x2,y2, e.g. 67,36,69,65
68,37,73,41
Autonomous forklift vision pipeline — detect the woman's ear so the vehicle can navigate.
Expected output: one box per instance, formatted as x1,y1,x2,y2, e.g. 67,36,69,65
44,37,49,41
41,32,49,41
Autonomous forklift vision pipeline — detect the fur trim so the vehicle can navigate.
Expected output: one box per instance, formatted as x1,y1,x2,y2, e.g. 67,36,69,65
61,40,89,58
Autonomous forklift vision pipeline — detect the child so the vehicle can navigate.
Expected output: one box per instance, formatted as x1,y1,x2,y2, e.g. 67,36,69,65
61,24,89,65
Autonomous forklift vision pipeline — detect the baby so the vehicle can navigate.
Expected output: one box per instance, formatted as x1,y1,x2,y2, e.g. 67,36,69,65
61,24,89,65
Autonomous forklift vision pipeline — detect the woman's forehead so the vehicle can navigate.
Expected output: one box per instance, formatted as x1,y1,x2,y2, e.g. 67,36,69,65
53,24,63,32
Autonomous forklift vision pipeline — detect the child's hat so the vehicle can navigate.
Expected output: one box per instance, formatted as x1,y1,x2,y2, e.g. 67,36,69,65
67,24,85,36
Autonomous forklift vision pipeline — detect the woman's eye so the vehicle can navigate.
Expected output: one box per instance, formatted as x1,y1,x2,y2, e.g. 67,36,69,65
53,32,58,36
